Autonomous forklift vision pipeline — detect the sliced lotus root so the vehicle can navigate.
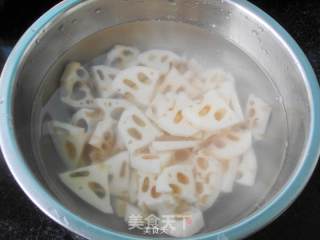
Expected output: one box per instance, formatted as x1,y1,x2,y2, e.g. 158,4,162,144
151,140,199,152
158,67,200,98
192,151,221,180
105,151,130,198
131,151,172,174
60,62,95,108
204,126,252,160
174,58,203,79
192,152,223,210
145,92,176,123
118,107,160,153
156,164,196,204
88,118,115,153
91,65,119,98
59,162,113,214
124,203,145,223
94,98,134,121
137,172,177,212
105,45,140,70
128,169,139,204
88,118,119,163
138,49,180,73
166,149,194,166
71,108,103,137
182,59,204,97
202,69,234,90
245,94,272,140
163,207,204,238
111,197,127,218
112,66,160,107
184,90,241,132
150,92,199,137
94,99,132,151
48,121,87,169
203,69,243,119
236,148,257,186
220,157,240,193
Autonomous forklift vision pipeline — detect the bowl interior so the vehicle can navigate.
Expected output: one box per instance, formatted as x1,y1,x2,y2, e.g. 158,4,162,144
11,0,310,238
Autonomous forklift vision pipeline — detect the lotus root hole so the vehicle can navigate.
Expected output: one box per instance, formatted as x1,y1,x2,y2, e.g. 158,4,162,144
177,172,189,184
169,184,181,194
132,114,146,127
199,105,211,116
128,128,142,140
88,182,106,199
76,68,86,78
138,72,150,84
111,107,125,120
196,182,203,194
97,69,104,80
174,110,183,123
197,157,209,170
142,177,150,192
65,141,76,159
151,186,161,198
122,49,133,56
214,109,226,121
70,170,90,178
123,79,138,90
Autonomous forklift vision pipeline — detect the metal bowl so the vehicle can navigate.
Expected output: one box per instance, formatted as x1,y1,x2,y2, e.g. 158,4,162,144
0,0,319,239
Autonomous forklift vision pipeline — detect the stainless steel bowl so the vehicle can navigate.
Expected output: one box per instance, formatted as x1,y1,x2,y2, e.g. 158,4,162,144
0,0,319,239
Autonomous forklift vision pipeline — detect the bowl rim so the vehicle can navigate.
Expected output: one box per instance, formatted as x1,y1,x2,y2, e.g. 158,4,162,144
0,0,319,239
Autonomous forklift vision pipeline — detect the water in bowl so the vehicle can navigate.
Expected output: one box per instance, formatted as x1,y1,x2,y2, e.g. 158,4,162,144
31,20,287,235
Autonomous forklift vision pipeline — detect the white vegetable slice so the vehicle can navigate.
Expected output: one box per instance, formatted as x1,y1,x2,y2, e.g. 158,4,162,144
124,203,144,223
91,65,119,98
183,62,204,98
184,90,241,132
112,66,160,107
151,140,199,152
131,152,172,174
202,69,234,90
95,98,134,150
173,58,203,80
137,173,177,212
156,164,196,204
105,45,140,70
111,197,128,218
118,107,160,153
236,148,257,186
203,69,243,119
192,152,222,211
88,124,124,163
88,118,114,151
95,98,134,121
158,67,199,98
220,158,240,193
145,92,175,123
128,169,139,204
163,207,204,238
71,108,103,136
245,94,272,140
205,126,252,160
138,49,180,73
48,121,87,169
106,151,130,198
59,163,113,214
152,93,199,137
60,62,95,108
